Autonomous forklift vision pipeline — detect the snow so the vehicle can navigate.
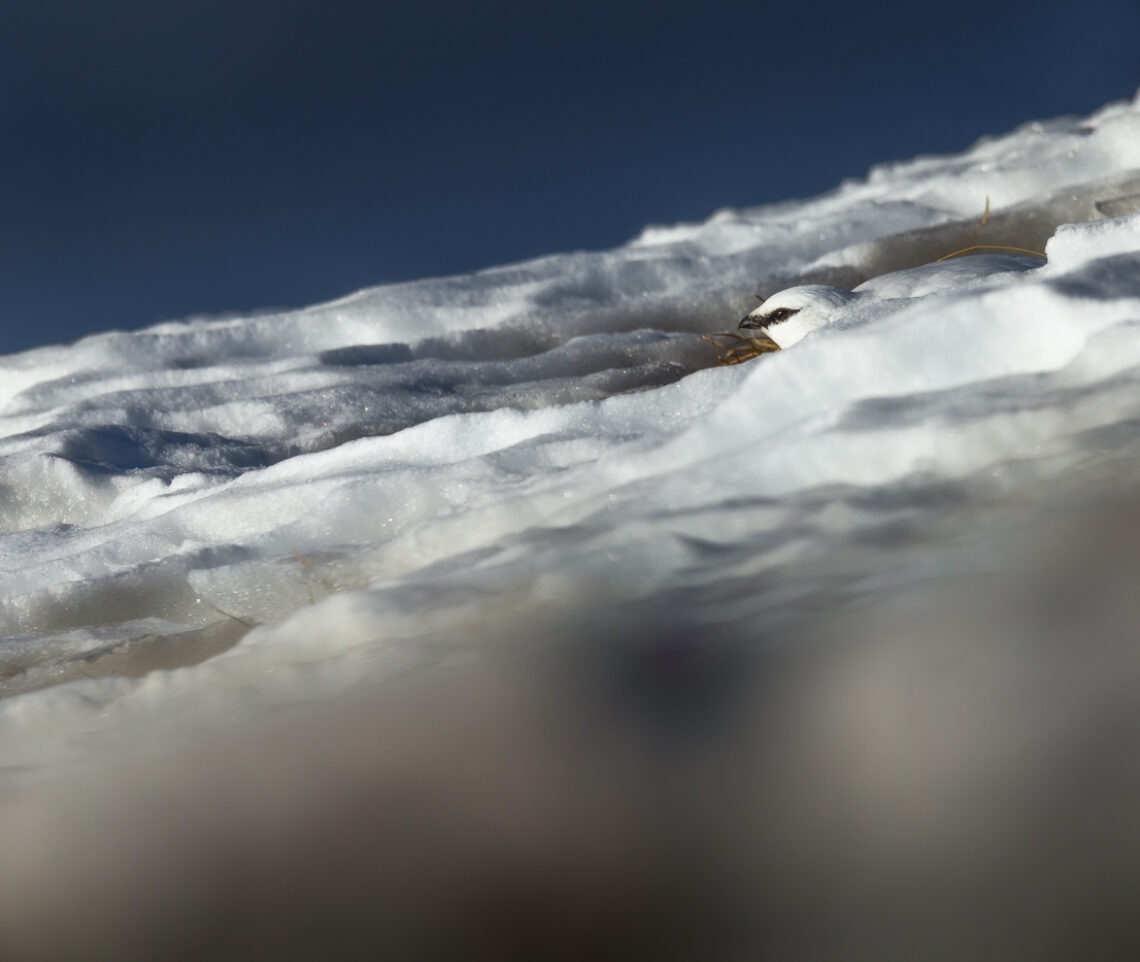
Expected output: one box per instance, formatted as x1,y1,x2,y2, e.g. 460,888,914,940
3,93,1140,958
2,90,1140,726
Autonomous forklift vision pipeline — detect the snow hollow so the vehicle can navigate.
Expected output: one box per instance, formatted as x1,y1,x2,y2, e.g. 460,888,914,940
3,94,1140,961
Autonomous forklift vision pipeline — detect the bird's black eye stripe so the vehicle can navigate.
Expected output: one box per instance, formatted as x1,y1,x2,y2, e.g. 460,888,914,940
767,307,799,324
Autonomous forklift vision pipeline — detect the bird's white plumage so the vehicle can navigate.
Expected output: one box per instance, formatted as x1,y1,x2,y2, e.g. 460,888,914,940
739,254,1042,348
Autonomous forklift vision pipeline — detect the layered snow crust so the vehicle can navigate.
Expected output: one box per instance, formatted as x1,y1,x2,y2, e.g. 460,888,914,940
3,94,1140,768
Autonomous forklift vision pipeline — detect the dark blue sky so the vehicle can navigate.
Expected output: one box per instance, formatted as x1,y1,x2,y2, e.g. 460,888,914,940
1,0,1137,355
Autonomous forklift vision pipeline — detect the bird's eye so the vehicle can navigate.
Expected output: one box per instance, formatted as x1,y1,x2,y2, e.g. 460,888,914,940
767,307,798,324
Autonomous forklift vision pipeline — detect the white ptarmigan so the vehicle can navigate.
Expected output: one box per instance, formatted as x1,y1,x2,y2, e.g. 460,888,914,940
738,254,1042,348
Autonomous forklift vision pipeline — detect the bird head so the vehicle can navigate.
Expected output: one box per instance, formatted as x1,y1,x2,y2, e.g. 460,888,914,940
738,285,856,348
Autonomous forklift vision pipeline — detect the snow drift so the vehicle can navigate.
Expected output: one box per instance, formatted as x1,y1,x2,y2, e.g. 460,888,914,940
3,93,1140,961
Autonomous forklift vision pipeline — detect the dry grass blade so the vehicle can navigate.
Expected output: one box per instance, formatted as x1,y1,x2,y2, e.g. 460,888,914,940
936,243,1047,262
962,195,991,248
702,331,781,366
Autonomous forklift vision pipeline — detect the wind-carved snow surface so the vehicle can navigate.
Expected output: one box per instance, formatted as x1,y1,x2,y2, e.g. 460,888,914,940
4,95,1140,960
